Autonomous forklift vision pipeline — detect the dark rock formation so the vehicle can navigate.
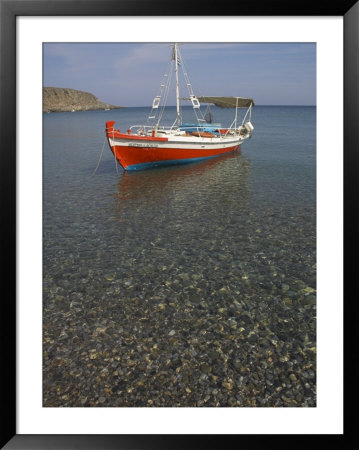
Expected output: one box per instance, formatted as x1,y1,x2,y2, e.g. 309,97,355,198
43,87,124,112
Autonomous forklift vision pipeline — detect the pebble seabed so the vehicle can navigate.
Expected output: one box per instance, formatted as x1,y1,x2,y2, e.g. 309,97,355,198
43,158,316,408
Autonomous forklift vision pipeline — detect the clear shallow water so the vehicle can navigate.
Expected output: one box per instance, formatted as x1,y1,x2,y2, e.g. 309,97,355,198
43,106,316,407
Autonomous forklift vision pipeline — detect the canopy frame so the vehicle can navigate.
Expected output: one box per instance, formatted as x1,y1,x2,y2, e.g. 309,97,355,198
197,96,255,109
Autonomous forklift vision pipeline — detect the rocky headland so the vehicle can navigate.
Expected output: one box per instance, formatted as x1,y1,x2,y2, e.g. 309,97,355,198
43,87,124,113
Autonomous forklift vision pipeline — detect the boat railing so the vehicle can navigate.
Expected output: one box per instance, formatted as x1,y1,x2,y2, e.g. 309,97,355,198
128,124,248,138
129,125,178,135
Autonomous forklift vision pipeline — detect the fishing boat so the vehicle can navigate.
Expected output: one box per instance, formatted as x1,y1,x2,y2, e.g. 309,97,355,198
105,43,254,171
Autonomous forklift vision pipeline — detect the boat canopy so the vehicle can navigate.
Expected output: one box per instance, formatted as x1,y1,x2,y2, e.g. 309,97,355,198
197,96,255,108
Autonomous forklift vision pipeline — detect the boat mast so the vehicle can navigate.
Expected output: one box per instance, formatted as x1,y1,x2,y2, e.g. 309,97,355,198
174,43,181,126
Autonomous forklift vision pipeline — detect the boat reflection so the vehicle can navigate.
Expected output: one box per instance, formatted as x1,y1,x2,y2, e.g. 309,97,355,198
114,151,251,208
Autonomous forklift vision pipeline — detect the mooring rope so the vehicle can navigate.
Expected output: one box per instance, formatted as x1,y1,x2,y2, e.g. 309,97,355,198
92,138,107,176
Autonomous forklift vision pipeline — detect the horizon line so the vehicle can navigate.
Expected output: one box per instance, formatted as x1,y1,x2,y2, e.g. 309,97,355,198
122,104,317,108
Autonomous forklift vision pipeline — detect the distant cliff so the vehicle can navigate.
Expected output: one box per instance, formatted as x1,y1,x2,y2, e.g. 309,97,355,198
43,87,124,112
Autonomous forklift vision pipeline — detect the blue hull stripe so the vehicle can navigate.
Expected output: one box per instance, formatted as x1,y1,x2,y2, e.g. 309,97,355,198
125,151,237,171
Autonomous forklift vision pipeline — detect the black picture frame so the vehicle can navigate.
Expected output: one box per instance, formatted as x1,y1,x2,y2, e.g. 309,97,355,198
1,1,356,448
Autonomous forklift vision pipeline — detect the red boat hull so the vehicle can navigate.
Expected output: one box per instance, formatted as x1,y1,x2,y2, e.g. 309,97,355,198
110,143,240,170
106,121,241,171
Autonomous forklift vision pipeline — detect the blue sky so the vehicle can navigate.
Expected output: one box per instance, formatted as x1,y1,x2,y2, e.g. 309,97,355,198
43,43,316,107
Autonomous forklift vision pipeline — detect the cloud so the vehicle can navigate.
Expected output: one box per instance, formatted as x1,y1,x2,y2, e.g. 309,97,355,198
113,43,170,71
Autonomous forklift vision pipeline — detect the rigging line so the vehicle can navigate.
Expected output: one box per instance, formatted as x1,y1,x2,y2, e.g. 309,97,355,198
177,46,204,124
178,46,202,100
92,138,107,176
158,59,174,127
147,50,173,126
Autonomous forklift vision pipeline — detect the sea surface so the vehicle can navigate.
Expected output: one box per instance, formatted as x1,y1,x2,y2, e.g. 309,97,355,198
43,106,316,407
